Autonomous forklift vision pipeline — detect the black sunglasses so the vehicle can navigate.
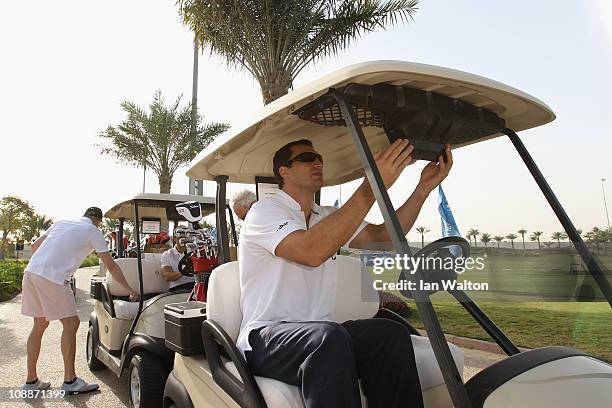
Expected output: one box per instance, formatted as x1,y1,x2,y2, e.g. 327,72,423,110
283,151,323,166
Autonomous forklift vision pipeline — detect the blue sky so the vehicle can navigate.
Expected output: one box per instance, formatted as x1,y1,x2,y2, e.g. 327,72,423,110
1,0,611,241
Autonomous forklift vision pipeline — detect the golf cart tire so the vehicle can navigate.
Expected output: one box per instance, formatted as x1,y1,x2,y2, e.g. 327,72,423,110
128,351,170,408
86,325,104,371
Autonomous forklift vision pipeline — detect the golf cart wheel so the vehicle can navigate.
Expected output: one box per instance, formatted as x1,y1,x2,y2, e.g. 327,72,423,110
86,326,104,371
128,351,169,408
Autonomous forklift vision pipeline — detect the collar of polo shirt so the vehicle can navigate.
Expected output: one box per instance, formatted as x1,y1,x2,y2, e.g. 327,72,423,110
275,189,321,214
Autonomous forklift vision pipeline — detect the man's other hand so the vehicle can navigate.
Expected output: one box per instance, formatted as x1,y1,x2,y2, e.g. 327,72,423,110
417,144,453,194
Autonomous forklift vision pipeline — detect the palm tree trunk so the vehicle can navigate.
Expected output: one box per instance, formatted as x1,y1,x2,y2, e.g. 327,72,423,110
557,239,561,248
537,239,541,250
511,240,514,249
259,74,292,105
421,235,424,248
158,174,172,194
522,236,526,249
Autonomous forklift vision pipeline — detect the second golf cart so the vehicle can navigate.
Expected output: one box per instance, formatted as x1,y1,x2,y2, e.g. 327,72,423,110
87,193,237,408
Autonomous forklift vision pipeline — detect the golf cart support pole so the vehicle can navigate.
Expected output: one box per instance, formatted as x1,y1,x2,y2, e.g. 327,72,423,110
118,217,124,258
128,200,145,337
330,89,472,408
226,204,238,247
504,128,612,308
449,290,520,356
215,175,230,264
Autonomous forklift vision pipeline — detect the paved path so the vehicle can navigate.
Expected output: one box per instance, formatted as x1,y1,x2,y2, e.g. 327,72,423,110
0,267,503,406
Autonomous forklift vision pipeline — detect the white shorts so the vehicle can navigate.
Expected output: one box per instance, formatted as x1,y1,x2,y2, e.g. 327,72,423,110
21,272,77,321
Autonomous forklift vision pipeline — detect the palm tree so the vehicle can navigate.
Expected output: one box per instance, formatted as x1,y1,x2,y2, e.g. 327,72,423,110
480,233,492,248
551,232,567,248
98,90,229,193
101,219,134,239
415,226,430,248
505,233,518,249
21,214,54,242
584,228,598,253
493,236,504,247
177,0,419,104
530,231,543,249
518,228,527,249
467,228,480,247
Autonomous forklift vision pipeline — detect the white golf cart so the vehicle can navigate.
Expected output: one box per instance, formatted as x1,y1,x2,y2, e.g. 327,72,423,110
162,61,612,408
87,193,237,408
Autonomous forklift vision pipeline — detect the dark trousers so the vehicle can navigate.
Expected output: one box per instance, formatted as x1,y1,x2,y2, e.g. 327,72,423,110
245,318,423,408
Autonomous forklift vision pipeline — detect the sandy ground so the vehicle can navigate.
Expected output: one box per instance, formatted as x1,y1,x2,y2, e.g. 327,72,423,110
0,267,503,407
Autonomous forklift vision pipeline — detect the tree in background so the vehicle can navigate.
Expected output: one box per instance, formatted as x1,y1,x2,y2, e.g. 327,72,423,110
177,0,419,104
466,228,480,247
415,226,429,248
505,233,518,249
100,219,134,241
493,236,504,247
480,233,491,248
551,231,568,248
518,228,527,249
20,214,54,242
98,90,229,193
0,196,35,259
530,230,543,249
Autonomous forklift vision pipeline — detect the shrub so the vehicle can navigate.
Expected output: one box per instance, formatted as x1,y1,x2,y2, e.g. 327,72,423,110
0,260,27,301
379,291,412,318
80,253,100,267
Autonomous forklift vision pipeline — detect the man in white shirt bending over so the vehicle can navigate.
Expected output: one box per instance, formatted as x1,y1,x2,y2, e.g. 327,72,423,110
239,139,453,408
21,207,138,394
161,234,194,292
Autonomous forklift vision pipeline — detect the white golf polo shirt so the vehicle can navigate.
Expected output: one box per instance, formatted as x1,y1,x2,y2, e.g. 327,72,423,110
161,246,194,289
25,217,109,285
237,190,369,354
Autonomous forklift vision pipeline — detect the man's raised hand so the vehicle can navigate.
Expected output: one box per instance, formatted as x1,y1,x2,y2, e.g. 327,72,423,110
417,144,454,194
372,139,414,189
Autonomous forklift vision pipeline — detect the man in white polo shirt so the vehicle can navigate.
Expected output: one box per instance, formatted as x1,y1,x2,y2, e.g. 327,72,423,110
21,207,138,394
161,233,195,292
239,139,453,408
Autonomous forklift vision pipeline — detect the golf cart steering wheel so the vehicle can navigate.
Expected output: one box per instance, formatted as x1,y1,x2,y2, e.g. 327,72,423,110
399,236,470,299
178,254,194,277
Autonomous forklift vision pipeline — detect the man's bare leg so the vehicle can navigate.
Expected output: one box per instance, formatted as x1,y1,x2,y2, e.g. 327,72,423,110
60,316,80,382
26,317,49,382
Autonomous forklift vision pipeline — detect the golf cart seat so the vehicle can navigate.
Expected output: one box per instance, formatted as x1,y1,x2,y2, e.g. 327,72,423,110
107,257,169,319
205,256,464,408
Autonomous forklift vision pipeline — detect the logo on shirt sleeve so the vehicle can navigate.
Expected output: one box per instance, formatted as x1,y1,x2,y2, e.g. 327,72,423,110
277,221,289,231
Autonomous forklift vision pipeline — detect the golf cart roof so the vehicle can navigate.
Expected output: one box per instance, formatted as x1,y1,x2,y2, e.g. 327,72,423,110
104,193,219,221
186,60,555,186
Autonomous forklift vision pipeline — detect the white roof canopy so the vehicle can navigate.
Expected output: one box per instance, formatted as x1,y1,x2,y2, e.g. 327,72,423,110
187,60,555,186
104,193,220,221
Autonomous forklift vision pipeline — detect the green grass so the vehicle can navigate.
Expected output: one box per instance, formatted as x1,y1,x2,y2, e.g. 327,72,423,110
0,260,27,301
405,300,612,363
361,250,612,362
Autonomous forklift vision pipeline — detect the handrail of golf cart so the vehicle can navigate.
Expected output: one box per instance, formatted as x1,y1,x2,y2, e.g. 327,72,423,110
504,128,612,307
329,88,473,407
127,199,145,339
201,319,267,408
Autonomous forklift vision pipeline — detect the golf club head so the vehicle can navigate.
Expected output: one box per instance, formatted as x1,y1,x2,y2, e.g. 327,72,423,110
176,201,203,223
